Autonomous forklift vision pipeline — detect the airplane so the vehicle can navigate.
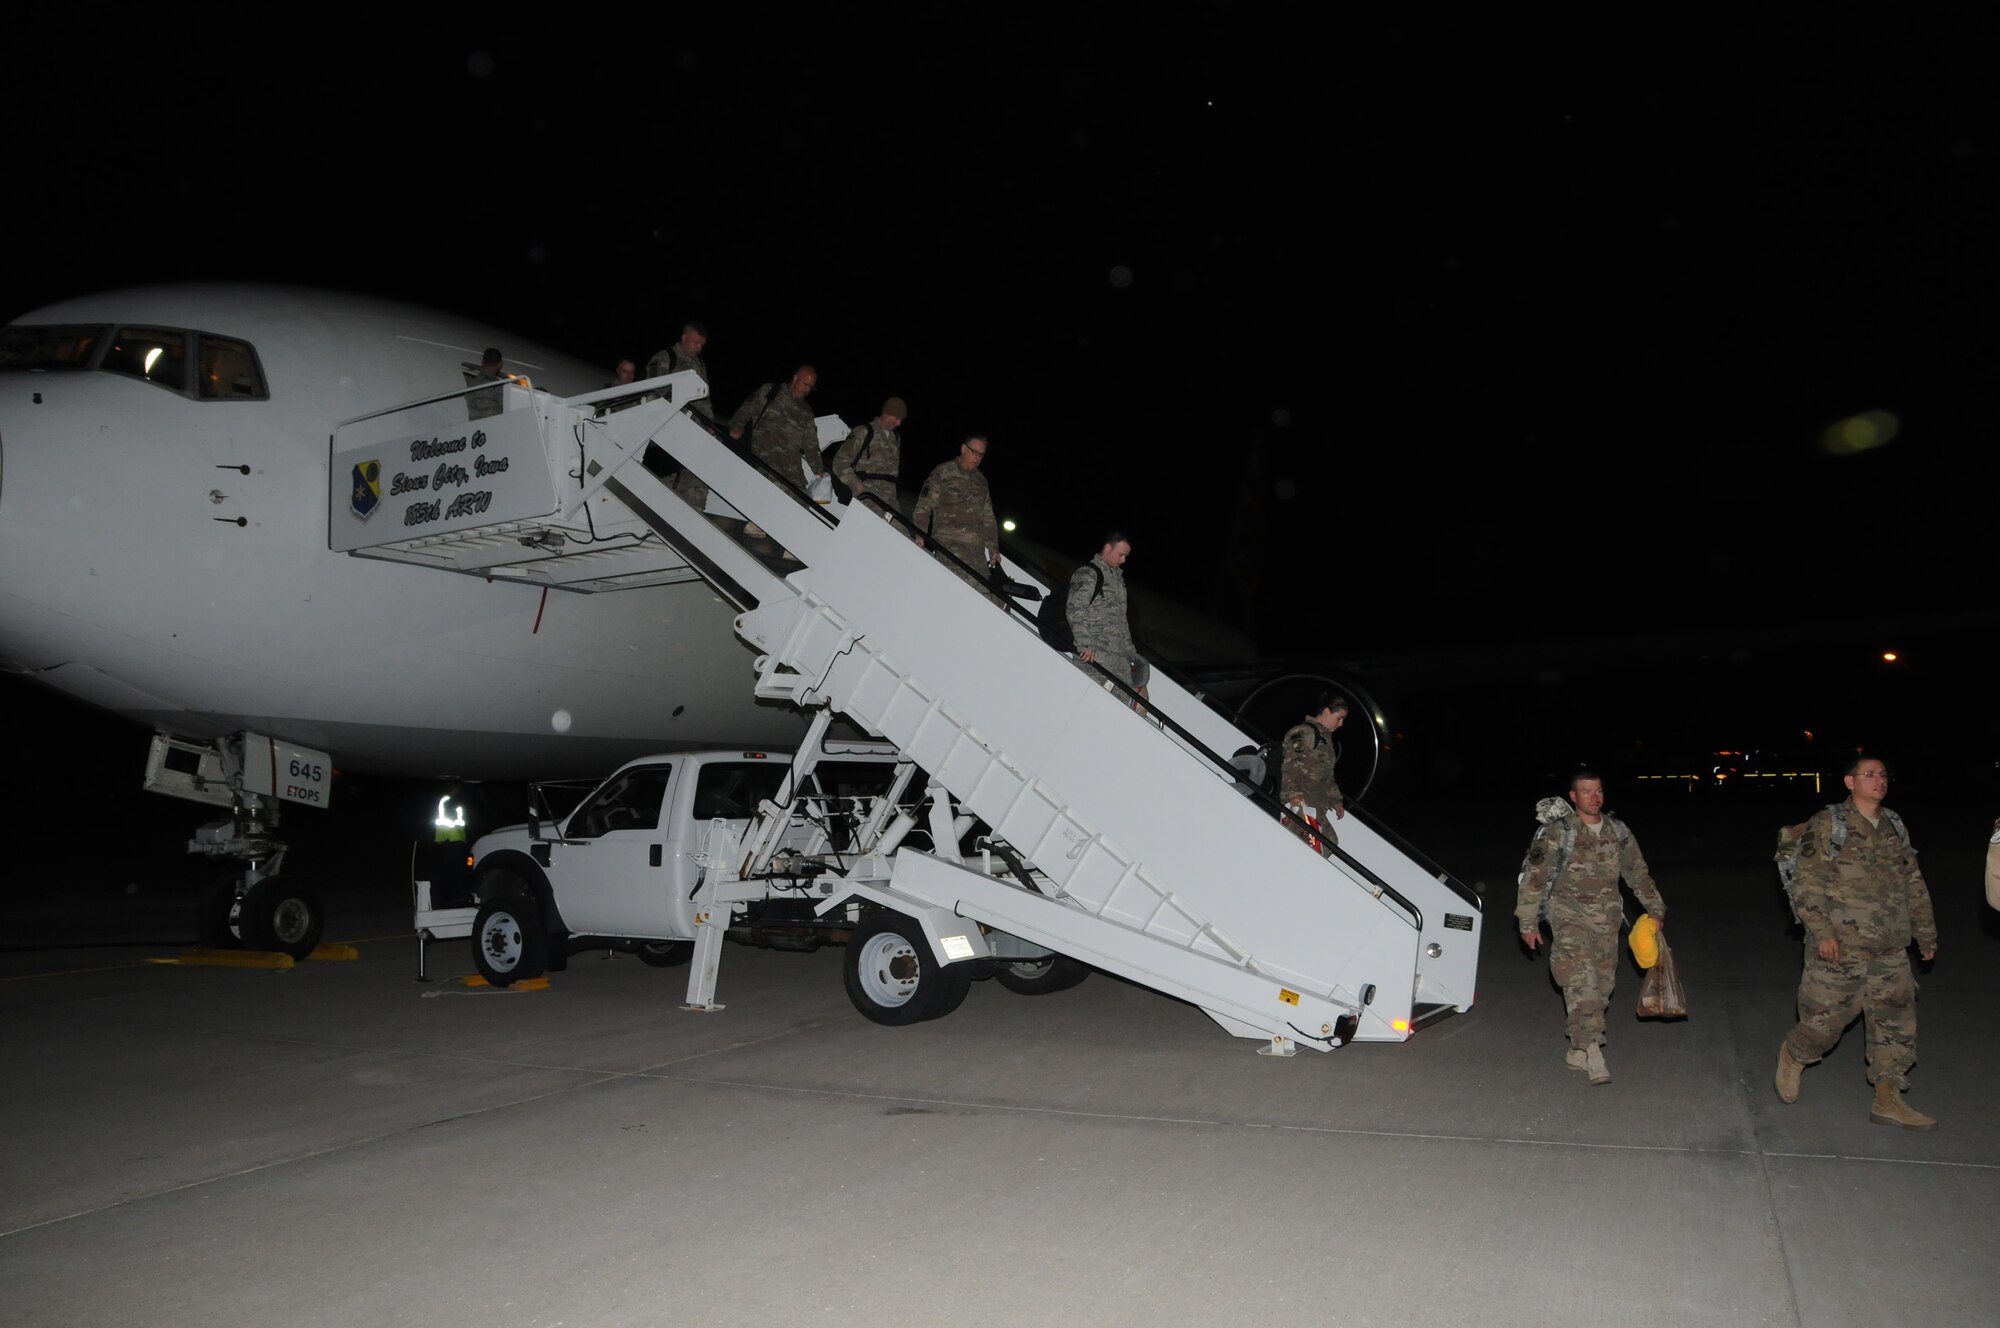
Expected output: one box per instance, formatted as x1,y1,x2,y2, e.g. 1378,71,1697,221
0,284,1373,956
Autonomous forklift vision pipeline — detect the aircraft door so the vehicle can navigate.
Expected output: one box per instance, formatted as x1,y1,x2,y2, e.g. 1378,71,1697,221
549,763,678,937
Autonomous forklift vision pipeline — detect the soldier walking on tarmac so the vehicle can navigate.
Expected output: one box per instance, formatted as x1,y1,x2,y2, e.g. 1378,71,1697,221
1774,755,1940,1130
1516,768,1667,1086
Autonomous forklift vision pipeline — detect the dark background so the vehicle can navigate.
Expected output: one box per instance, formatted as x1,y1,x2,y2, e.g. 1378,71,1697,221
5,10,1995,869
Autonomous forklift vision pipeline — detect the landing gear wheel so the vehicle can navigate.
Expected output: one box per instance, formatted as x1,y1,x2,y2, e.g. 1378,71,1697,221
200,875,247,949
843,911,967,1026
243,879,325,959
993,953,1091,996
472,898,547,986
635,940,693,968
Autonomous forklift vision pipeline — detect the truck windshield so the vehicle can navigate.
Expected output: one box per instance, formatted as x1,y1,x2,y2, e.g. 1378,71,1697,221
568,764,673,837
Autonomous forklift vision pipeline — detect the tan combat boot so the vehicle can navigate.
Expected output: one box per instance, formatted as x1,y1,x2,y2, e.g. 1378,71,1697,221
1775,1043,1803,1103
1869,1079,1937,1131
1584,1045,1611,1086
1565,1048,1588,1075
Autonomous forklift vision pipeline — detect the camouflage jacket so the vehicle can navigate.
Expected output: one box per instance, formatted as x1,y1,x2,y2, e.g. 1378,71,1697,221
1068,555,1134,666
1793,797,1936,952
1279,721,1344,821
645,345,708,388
644,345,713,416
830,421,902,514
1515,814,1665,928
910,460,997,563
730,383,824,482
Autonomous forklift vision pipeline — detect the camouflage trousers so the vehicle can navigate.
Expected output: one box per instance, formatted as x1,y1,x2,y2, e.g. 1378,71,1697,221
672,469,710,513
934,538,1003,607
1783,944,1919,1089
1547,895,1621,1049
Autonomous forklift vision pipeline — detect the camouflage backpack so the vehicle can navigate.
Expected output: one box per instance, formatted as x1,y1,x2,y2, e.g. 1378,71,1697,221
1519,795,1633,921
1774,803,1911,921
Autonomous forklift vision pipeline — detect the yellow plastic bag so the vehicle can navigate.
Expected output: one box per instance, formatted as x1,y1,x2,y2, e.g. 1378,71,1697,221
1628,914,1660,969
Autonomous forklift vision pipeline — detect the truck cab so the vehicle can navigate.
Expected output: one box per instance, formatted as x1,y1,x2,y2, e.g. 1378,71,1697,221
448,740,901,985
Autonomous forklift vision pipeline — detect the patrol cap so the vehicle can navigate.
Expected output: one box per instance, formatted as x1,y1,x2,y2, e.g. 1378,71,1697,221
883,396,908,419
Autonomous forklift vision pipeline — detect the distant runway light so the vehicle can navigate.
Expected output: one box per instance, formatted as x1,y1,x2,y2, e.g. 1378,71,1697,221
1108,265,1134,289
1881,651,1898,663
1001,519,1016,532
1820,409,1899,455
551,709,572,733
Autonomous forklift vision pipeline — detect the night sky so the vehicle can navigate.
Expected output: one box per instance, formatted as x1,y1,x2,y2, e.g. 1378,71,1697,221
7,11,1996,788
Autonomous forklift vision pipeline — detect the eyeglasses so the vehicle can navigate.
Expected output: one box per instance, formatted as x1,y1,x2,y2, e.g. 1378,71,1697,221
962,444,986,457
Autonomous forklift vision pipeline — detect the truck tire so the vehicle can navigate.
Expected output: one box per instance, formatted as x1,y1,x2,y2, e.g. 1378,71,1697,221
635,940,693,968
473,898,547,986
843,912,968,1026
243,879,325,959
993,953,1091,996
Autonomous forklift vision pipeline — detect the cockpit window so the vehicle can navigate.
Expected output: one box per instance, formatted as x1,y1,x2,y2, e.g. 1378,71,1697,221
0,324,108,369
101,327,188,392
197,334,268,400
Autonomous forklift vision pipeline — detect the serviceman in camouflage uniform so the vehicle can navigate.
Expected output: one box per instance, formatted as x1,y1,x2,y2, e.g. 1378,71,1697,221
830,396,907,520
911,435,1001,602
644,321,717,508
1280,692,1349,851
730,364,826,492
1985,815,2000,912
1068,531,1148,700
1775,755,1940,1130
1517,768,1667,1085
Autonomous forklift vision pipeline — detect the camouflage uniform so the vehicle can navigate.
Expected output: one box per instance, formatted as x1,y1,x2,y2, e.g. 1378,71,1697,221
1280,721,1345,850
1781,797,1937,1090
1515,815,1667,1051
1985,817,2000,912
910,459,999,603
1067,555,1130,660
829,422,902,519
645,344,715,509
729,382,825,492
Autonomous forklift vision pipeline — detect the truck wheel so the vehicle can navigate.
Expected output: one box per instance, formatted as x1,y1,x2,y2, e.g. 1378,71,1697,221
635,940,693,968
843,912,964,1026
473,899,547,986
243,879,325,959
993,954,1091,996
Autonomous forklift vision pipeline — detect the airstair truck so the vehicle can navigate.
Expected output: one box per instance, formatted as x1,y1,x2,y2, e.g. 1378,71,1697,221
353,370,1483,1054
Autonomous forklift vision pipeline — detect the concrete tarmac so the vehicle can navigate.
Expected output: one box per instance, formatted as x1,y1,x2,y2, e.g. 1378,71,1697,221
3,788,1995,1327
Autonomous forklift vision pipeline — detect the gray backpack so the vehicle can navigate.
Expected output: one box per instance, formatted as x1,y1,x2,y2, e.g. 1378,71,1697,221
1520,796,1632,921
1774,803,1910,921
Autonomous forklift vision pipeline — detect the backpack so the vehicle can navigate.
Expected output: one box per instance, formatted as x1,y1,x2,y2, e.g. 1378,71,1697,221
1774,803,1911,922
1036,563,1103,652
826,424,880,507
1519,796,1633,921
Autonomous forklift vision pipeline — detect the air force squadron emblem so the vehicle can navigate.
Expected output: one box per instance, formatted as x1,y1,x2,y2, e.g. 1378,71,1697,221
350,460,382,519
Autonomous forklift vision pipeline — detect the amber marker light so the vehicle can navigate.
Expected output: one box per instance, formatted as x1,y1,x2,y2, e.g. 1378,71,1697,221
1882,651,1898,663
1392,1018,1410,1032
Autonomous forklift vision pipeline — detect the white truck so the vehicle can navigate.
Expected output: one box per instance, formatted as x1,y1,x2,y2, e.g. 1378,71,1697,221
415,732,1091,1024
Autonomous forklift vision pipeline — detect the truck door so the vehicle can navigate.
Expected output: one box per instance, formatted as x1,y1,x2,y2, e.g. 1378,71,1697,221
551,763,678,938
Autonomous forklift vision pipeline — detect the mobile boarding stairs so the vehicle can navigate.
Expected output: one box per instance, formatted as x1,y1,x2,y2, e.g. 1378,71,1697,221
331,372,1483,1054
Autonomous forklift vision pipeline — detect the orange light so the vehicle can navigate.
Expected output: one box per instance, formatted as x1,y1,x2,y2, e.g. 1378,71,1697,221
466,855,475,867
1392,1018,1410,1032
1881,652,1898,663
